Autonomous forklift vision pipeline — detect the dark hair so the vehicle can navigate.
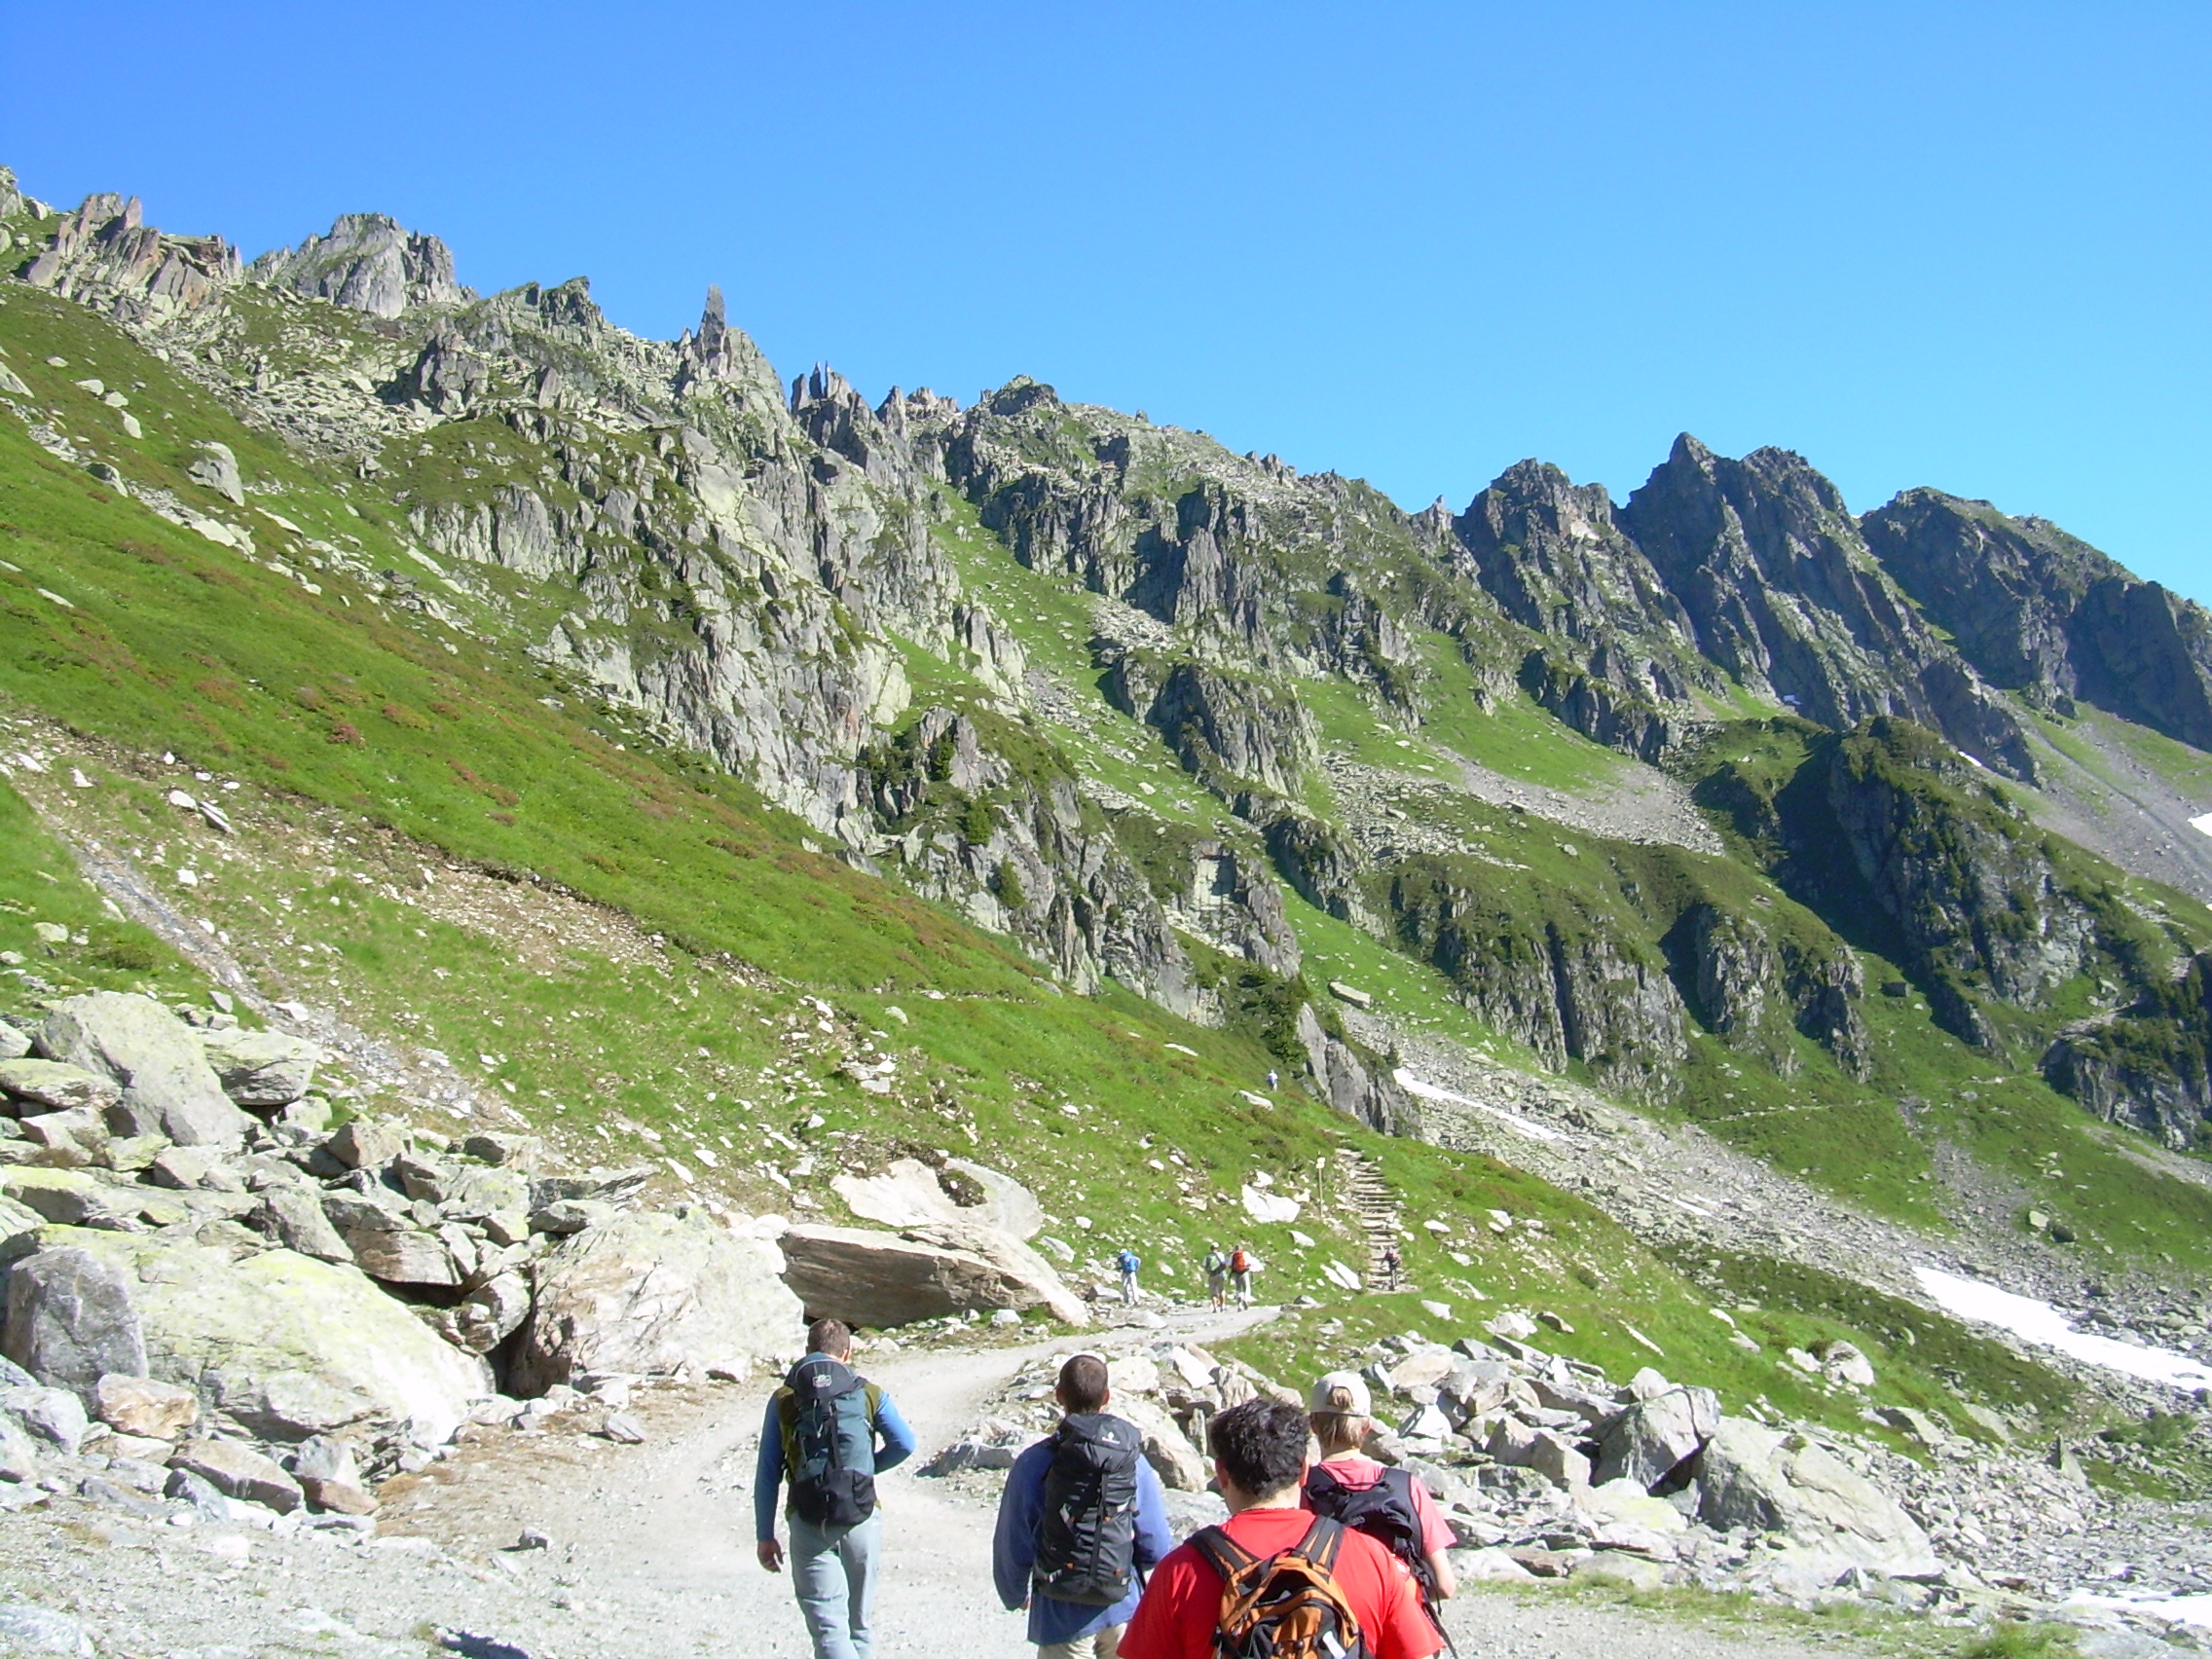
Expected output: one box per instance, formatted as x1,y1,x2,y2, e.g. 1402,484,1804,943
807,1317,852,1357
1057,1353,1109,1414
1207,1397,1309,1499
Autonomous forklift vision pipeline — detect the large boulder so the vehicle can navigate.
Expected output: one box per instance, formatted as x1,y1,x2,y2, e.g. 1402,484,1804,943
194,1029,320,1108
1594,1385,1718,1490
830,1158,1044,1239
2,1246,146,1401
0,1169,146,1231
343,1228,461,1288
511,1209,804,1395
35,1226,487,1443
1694,1418,1939,1576
778,1221,1088,1329
37,994,250,1148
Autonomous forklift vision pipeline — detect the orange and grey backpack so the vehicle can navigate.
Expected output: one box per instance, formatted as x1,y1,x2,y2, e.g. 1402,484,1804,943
1189,1517,1367,1659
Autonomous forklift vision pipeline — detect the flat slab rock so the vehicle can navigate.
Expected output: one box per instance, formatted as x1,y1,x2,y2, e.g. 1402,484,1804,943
777,1221,1088,1329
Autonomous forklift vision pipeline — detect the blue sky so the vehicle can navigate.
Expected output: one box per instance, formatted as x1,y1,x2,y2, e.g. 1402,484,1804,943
5,3,2206,597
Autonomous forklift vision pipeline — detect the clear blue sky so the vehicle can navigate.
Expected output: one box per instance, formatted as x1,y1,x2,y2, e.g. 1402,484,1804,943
5,3,2206,598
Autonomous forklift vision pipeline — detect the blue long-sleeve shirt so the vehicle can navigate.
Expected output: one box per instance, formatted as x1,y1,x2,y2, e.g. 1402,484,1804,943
992,1425,1174,1644
754,1355,915,1541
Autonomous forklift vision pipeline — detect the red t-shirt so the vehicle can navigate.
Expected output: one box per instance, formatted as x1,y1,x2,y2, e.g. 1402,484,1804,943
1119,1505,1443,1659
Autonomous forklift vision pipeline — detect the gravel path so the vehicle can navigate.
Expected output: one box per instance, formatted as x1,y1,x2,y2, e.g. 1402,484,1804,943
0,1309,1922,1659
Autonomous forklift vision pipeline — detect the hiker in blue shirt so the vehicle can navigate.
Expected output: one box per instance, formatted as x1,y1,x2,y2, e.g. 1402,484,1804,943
994,1353,1174,1659
1115,1247,1141,1306
756,1317,917,1659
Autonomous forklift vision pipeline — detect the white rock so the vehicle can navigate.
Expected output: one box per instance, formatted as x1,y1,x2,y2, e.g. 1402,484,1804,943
514,1209,804,1394
1240,1185,1299,1225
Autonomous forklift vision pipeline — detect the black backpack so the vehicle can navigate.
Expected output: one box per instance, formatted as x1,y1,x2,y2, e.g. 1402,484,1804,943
1032,1413,1143,1606
779,1356,881,1529
1303,1465,1442,1612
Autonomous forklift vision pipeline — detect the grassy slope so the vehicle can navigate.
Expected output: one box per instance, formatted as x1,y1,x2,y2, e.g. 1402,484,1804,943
1,276,2185,1454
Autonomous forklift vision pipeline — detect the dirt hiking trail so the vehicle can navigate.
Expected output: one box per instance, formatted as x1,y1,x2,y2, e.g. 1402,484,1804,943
3,1308,1908,1659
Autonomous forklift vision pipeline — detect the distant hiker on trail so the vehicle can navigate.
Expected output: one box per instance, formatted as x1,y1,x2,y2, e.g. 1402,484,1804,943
993,1352,1174,1659
1116,1246,1142,1307
1303,1372,1456,1631
1380,1243,1402,1291
1229,1244,1256,1309
1202,1244,1230,1311
756,1317,917,1659
1118,1396,1443,1659
1266,1068,1279,1092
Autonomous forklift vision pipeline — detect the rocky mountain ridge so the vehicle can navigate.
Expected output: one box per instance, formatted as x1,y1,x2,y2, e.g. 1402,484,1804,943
7,163,2212,1278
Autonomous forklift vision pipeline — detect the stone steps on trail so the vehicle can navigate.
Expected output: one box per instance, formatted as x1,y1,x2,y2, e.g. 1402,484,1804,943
1334,1146,1404,1283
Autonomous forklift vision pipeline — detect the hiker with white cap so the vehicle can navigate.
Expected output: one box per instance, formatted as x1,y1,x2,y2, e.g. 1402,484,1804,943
1300,1371,1456,1626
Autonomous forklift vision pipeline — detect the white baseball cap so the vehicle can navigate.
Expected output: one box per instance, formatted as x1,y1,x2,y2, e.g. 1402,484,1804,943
1308,1370,1372,1417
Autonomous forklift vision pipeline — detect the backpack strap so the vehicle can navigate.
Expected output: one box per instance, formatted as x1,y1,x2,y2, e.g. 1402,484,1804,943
1296,1516,1346,1573
1189,1524,1259,1586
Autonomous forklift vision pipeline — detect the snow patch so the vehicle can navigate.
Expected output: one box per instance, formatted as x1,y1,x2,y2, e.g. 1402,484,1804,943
2064,1591,2212,1629
1393,1071,1567,1143
2190,812,2212,838
1913,1265,2212,1391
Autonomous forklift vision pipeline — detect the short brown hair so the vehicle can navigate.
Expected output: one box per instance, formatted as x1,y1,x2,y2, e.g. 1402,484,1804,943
807,1317,852,1357
1057,1353,1109,1414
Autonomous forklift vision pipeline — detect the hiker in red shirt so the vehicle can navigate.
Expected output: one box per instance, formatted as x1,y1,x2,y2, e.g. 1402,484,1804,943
1119,1397,1445,1659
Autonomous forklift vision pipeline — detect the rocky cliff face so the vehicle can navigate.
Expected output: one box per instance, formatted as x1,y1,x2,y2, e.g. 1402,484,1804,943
1454,460,1715,758
1617,438,2034,779
1385,855,1689,1097
2043,955,2212,1150
1864,489,2212,750
1664,903,1872,1080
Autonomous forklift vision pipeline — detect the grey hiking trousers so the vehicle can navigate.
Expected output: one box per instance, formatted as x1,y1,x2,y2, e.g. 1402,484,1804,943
790,1510,879,1659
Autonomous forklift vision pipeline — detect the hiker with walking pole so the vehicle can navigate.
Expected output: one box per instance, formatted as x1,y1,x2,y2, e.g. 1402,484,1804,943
756,1317,917,1659
993,1352,1174,1658
1117,1396,1443,1659
1302,1372,1457,1641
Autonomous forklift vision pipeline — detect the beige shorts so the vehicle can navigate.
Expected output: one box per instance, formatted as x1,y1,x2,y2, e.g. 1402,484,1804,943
1038,1626,1122,1659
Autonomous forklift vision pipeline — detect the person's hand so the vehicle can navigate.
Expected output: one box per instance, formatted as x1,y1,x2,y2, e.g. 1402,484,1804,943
756,1539,785,1572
